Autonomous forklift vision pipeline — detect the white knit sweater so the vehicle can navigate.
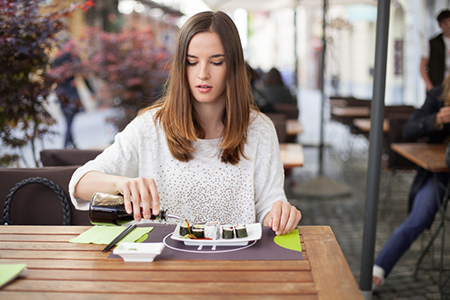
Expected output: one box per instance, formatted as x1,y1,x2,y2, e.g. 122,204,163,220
69,108,287,224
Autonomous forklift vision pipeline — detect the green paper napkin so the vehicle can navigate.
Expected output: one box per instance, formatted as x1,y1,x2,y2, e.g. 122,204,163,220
0,264,27,288
69,225,153,245
274,229,302,252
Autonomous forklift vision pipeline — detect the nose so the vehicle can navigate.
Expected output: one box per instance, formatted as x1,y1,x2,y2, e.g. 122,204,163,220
198,64,210,80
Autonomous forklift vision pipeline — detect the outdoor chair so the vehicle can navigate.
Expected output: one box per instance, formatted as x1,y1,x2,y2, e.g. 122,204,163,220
379,109,419,222
0,166,90,225
265,113,287,143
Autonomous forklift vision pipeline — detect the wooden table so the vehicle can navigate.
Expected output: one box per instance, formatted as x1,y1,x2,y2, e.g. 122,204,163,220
391,143,450,173
280,143,304,168
330,106,370,118
0,225,362,299
286,119,304,136
353,118,389,133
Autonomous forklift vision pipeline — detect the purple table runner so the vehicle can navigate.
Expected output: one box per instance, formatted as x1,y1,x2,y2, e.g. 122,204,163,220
109,224,303,260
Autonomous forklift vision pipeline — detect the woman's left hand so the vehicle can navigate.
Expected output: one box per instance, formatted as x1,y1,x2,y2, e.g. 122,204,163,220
263,200,302,235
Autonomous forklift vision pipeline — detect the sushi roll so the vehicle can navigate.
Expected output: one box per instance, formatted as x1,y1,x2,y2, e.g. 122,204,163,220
235,224,248,238
204,221,220,240
179,221,191,237
192,224,205,238
222,225,234,239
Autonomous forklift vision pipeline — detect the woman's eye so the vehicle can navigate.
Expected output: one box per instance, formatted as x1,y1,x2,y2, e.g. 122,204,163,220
187,61,197,66
212,61,224,66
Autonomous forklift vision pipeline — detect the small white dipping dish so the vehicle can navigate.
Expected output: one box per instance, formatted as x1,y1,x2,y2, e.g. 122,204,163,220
113,242,165,262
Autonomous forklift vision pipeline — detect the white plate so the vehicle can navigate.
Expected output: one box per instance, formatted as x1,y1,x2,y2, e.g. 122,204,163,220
170,223,262,246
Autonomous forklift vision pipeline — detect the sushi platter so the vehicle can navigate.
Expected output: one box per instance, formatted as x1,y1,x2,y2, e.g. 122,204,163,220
171,222,262,246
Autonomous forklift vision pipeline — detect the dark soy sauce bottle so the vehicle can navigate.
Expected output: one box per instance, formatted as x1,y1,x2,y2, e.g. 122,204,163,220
89,192,168,225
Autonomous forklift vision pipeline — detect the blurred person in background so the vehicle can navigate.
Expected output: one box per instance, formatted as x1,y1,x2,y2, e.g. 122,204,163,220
373,74,450,289
420,9,450,92
52,45,94,149
261,68,296,107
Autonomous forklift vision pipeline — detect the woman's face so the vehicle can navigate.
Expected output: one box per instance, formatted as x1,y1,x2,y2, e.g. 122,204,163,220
186,31,227,107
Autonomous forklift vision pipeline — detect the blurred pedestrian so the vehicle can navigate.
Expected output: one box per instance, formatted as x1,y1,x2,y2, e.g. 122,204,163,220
420,9,450,91
53,48,93,148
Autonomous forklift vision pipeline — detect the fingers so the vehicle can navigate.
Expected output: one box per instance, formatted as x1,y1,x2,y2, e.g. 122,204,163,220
439,107,450,124
269,201,302,236
148,179,160,216
118,178,160,222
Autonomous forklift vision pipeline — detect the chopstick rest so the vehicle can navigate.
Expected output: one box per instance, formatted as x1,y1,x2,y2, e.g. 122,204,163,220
102,224,137,252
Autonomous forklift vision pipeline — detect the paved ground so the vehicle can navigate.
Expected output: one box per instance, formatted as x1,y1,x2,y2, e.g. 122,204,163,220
288,133,450,300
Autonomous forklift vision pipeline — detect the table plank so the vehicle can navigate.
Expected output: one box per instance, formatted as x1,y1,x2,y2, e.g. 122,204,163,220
0,241,104,251
4,280,317,295
0,291,318,300
0,226,91,235
391,143,450,173
0,234,80,242
19,269,314,282
0,259,311,271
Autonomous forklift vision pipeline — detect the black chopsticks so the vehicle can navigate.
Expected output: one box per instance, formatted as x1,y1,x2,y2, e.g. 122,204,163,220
102,224,137,252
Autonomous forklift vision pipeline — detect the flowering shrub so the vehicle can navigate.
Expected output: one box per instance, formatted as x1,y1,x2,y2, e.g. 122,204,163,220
53,26,170,131
0,0,93,167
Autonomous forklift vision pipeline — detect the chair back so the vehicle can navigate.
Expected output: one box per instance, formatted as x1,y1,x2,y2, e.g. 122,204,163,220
384,109,418,170
265,113,287,143
0,166,90,225
384,105,416,119
40,149,103,166
271,103,299,119
329,96,371,107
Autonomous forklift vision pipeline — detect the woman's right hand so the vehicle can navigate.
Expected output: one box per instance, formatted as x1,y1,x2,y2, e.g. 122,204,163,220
116,177,160,222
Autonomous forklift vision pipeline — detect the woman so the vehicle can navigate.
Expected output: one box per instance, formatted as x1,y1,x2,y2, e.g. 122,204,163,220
69,11,301,235
373,74,450,288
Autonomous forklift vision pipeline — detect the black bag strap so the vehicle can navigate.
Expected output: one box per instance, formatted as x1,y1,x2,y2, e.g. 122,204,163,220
1,177,71,225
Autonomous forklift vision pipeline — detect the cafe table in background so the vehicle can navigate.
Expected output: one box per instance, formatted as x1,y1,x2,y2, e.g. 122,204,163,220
0,225,362,299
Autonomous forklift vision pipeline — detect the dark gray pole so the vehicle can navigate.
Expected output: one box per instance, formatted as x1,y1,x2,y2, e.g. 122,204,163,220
318,0,327,176
359,1,391,299
294,5,298,94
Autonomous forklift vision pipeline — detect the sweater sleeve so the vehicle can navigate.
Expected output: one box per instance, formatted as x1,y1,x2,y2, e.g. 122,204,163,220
402,87,443,140
252,114,287,223
68,115,143,210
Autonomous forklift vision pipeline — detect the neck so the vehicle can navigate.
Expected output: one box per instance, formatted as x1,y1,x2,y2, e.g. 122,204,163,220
193,102,225,139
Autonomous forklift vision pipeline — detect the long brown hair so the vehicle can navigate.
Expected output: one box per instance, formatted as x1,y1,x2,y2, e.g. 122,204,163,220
143,11,255,165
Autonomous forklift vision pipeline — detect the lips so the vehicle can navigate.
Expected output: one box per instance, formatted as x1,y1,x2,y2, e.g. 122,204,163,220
196,84,212,93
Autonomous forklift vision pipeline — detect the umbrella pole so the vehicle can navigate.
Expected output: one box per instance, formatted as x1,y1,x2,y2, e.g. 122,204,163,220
359,1,391,299
318,0,327,176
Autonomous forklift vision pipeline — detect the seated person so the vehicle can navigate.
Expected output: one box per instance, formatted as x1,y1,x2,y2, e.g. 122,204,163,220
372,74,450,288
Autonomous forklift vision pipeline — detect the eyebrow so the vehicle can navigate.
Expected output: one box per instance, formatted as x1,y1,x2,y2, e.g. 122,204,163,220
187,54,225,59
